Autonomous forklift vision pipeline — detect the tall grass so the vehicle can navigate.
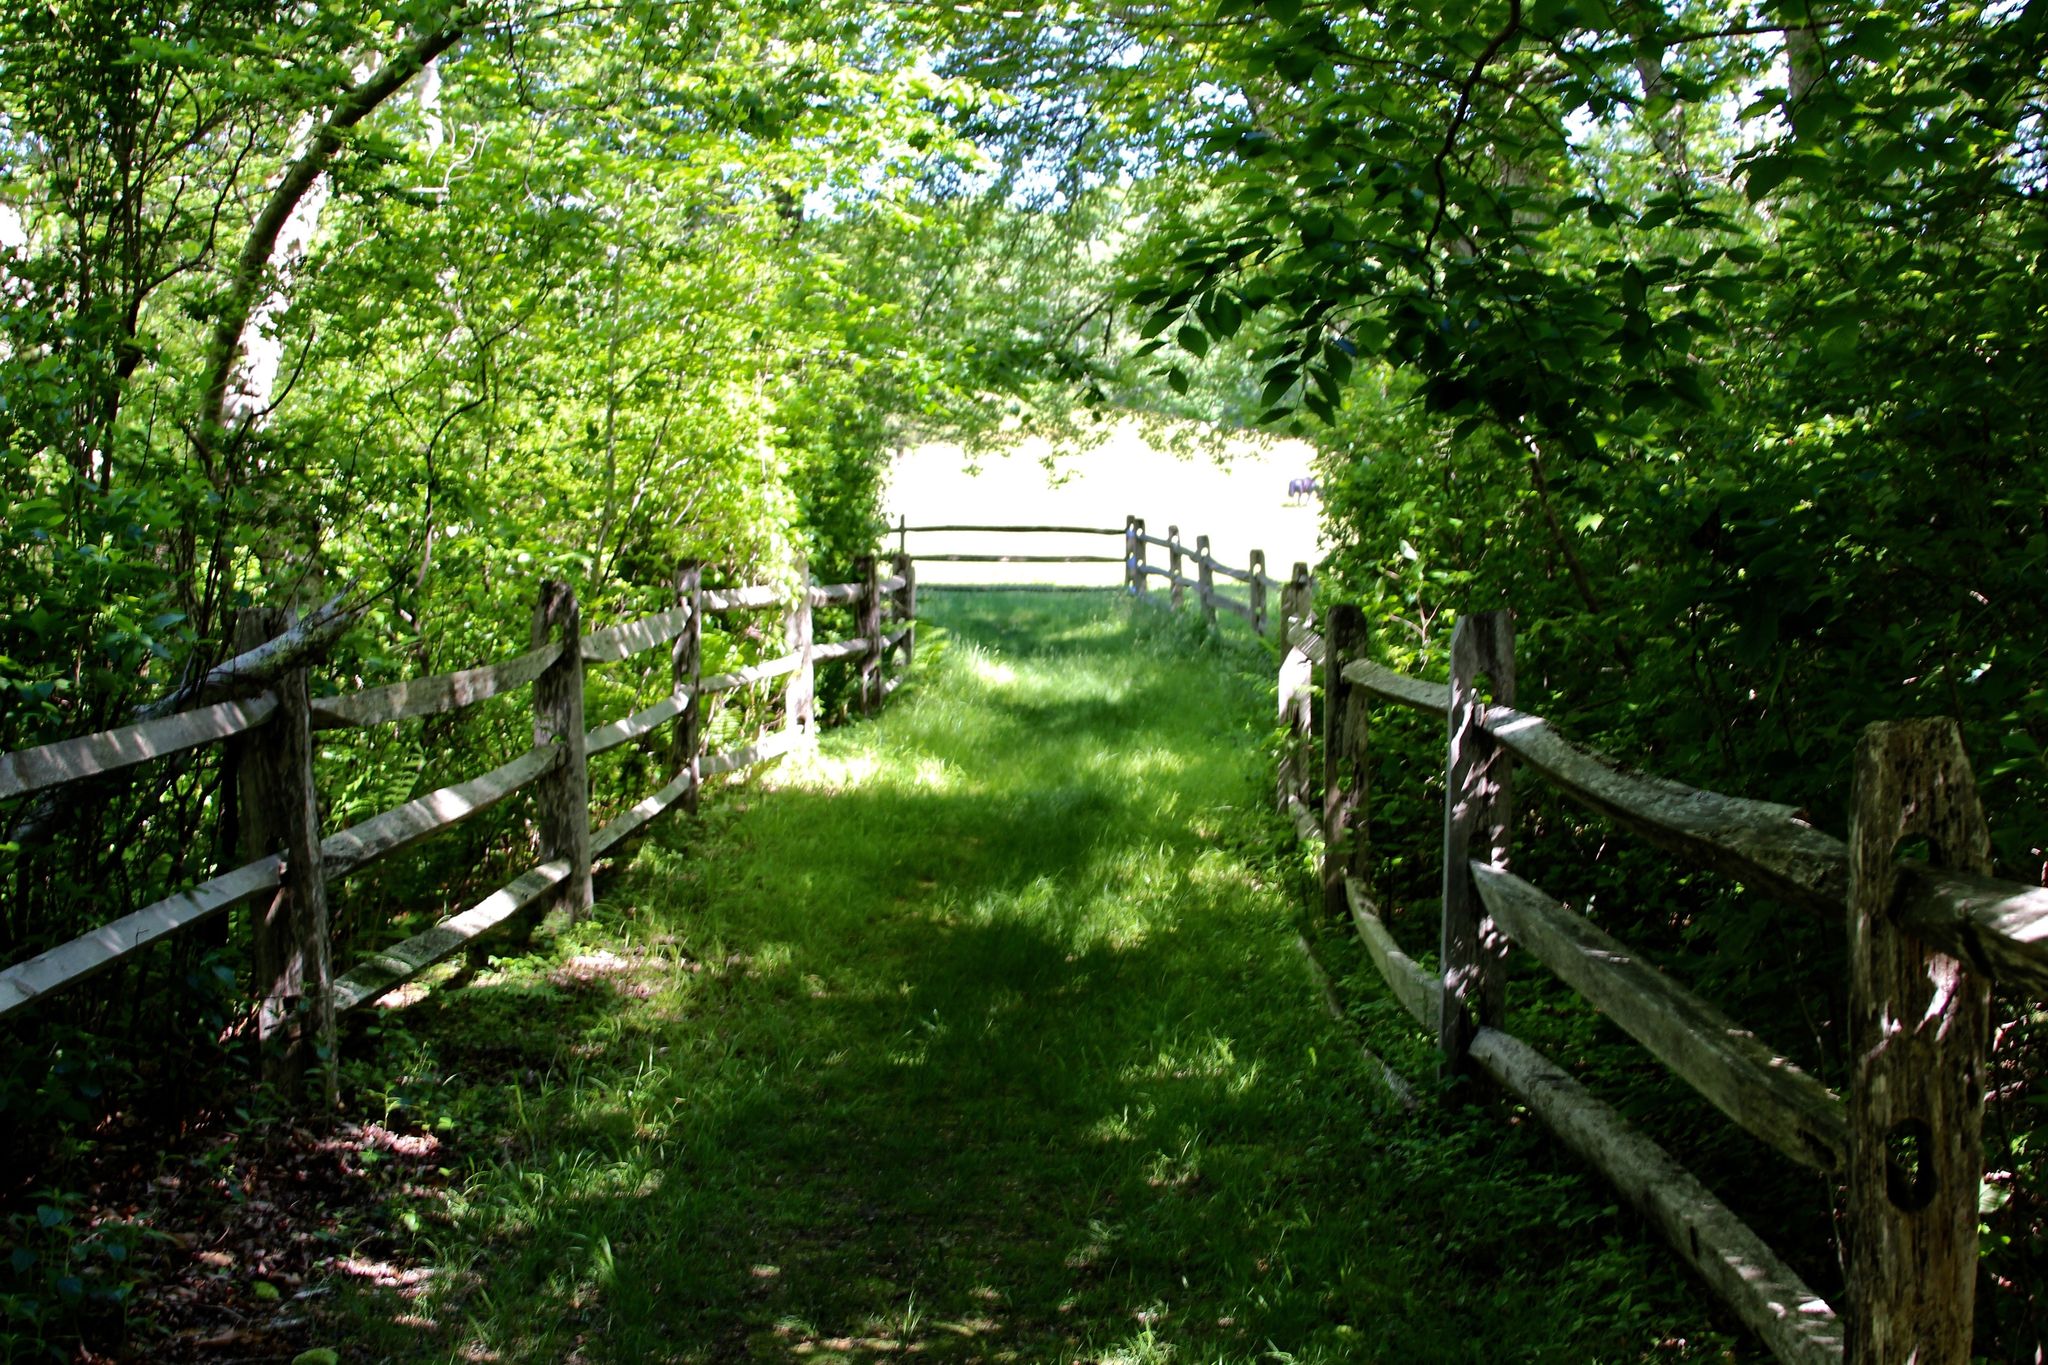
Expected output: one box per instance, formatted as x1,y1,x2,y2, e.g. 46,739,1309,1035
327,591,1750,1362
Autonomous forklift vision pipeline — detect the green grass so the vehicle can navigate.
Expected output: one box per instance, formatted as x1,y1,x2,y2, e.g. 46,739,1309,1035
324,592,1749,1363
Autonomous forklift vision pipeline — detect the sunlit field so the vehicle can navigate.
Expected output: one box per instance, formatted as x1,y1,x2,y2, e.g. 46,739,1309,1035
885,418,1325,589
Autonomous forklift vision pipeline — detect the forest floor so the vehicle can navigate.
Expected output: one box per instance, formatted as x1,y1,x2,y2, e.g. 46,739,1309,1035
231,592,1751,1363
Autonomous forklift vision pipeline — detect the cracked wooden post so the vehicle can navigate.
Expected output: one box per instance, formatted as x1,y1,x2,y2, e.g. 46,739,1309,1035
1322,603,1368,924
857,554,882,716
1276,563,1314,812
1168,526,1185,610
1438,609,1513,1077
233,607,335,1103
891,549,916,675
1196,534,1216,631
1128,516,1149,597
1248,549,1267,636
785,560,815,746
673,562,703,814
531,579,592,923
1845,719,1991,1365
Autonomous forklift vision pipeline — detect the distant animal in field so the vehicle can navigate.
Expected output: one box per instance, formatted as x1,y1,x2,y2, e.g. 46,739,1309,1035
1287,475,1319,503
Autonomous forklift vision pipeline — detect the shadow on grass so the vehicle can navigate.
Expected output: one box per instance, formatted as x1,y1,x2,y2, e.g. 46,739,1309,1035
328,594,1751,1365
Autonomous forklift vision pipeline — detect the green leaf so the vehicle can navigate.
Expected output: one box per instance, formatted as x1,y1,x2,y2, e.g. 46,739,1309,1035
1177,325,1210,359
1310,365,1342,407
1323,342,1353,383
1207,292,1244,339
1743,154,1805,202
1665,364,1712,409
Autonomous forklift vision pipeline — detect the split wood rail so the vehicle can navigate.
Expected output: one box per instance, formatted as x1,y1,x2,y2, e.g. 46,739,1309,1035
1262,584,2048,1365
0,553,918,1094
895,515,1284,637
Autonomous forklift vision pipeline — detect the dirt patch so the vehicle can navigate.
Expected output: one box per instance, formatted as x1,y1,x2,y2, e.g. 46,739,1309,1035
11,1115,452,1362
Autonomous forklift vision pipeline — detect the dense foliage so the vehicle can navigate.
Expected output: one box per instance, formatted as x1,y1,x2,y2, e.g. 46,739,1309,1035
4,0,2046,1355
0,0,1037,1183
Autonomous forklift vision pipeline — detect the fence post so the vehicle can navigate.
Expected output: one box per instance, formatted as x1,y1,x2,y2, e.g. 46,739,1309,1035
891,549,916,673
1248,549,1267,636
674,561,703,814
1129,516,1149,597
1168,526,1185,610
897,514,907,557
532,579,593,922
785,560,815,746
1276,563,1314,811
1196,534,1216,631
1322,603,1369,923
233,607,335,1102
1845,719,1990,1365
857,553,882,716
1438,608,1513,1076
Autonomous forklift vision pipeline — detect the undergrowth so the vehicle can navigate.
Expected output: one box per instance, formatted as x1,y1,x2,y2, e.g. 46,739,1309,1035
316,590,1751,1363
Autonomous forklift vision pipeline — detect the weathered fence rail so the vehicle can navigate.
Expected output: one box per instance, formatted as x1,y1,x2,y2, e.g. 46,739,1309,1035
0,551,919,1095
1257,583,2048,1365
896,515,1289,639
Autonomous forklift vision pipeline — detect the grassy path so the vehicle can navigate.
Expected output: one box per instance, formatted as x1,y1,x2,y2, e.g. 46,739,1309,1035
330,593,1741,1363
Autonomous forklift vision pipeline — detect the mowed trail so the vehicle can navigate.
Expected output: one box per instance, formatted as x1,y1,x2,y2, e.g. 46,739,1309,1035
331,593,1741,1364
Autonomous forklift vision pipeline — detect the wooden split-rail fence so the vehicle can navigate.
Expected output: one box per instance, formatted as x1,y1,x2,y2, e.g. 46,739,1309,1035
1267,593,2048,1365
901,516,2048,1365
0,554,918,1093
895,514,1288,637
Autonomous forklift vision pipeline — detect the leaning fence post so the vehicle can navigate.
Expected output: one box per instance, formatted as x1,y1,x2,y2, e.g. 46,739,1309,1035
1276,563,1314,811
1438,608,1514,1076
674,562,703,814
1845,719,1991,1365
1323,603,1369,923
891,549,916,674
1248,549,1268,636
532,579,593,922
785,560,815,745
1168,526,1185,610
1196,534,1216,631
857,553,883,716
233,607,335,1102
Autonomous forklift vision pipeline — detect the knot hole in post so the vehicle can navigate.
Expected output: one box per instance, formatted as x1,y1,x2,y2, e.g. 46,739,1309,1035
1884,1117,1938,1212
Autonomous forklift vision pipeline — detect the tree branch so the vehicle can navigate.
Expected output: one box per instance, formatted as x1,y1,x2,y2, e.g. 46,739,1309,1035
195,14,471,473
1424,0,1522,260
